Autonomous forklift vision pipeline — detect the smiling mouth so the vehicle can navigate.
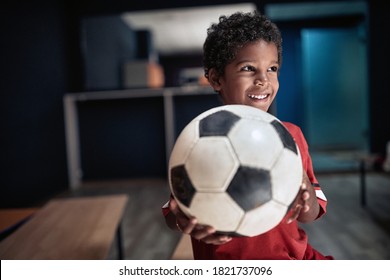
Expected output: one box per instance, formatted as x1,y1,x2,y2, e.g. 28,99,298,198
248,94,269,100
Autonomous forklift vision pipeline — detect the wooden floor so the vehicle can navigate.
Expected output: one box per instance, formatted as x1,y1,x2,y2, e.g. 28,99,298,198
56,172,390,260
301,172,390,260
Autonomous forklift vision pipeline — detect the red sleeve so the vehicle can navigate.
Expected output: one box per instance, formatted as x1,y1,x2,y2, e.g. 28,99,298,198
283,122,328,219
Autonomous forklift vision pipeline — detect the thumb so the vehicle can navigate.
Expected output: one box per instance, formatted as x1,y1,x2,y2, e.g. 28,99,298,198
169,198,179,214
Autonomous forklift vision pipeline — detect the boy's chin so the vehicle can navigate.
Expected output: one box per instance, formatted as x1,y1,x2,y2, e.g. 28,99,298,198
246,103,271,112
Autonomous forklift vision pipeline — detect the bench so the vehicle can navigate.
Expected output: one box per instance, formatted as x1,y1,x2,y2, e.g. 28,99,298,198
0,208,39,241
0,194,128,259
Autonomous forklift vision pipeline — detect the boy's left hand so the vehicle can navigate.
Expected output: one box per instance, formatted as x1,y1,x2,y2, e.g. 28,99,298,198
286,171,317,223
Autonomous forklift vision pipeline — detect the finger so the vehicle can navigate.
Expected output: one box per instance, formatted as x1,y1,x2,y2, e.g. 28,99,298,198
192,226,216,240
181,217,198,234
171,200,195,223
287,204,302,224
202,234,232,245
170,199,199,233
301,181,307,191
169,198,181,215
301,190,310,212
302,190,310,201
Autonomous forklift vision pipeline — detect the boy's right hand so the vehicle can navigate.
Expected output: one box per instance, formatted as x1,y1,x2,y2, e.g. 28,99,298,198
169,198,232,245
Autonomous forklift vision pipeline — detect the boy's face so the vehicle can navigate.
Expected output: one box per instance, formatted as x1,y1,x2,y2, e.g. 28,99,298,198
209,40,279,112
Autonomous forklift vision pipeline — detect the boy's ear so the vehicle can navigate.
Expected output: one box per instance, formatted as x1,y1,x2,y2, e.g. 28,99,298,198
208,68,221,91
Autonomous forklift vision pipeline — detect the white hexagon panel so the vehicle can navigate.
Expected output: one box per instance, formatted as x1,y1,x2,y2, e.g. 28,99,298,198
189,192,244,232
236,200,288,236
185,137,239,192
229,118,283,169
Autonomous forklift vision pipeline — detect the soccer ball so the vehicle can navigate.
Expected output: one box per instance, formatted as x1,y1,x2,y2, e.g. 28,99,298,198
168,104,302,237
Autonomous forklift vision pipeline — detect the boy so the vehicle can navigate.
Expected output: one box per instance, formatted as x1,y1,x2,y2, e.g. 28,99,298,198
162,11,332,260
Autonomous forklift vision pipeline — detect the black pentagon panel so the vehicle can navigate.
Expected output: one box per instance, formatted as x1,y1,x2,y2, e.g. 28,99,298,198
199,110,240,137
170,165,196,207
270,120,298,155
227,166,272,211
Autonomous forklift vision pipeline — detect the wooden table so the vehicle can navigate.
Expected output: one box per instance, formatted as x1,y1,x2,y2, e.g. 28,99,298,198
0,194,128,260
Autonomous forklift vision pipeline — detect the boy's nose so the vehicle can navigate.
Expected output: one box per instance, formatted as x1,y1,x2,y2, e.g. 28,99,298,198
255,74,268,85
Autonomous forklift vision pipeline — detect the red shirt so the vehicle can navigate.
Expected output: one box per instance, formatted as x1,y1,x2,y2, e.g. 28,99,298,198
163,122,331,259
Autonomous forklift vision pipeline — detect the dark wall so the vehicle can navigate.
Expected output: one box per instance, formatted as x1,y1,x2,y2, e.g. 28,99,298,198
1,0,388,208
81,15,137,91
368,1,390,156
0,2,68,207
160,53,204,87
78,98,167,180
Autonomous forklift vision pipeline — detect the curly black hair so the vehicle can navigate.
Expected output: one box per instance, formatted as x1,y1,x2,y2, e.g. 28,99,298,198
203,11,282,79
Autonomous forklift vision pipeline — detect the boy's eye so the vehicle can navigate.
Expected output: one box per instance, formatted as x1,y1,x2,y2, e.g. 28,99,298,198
268,66,278,72
241,65,256,72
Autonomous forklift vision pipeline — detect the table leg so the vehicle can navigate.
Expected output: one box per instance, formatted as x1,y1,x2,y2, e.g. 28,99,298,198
360,159,366,207
116,224,124,259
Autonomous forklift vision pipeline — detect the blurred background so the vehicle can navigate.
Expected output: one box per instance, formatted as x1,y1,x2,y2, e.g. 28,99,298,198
1,0,389,260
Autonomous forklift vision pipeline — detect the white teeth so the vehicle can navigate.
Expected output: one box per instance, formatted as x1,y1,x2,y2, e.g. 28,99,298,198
248,94,268,100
